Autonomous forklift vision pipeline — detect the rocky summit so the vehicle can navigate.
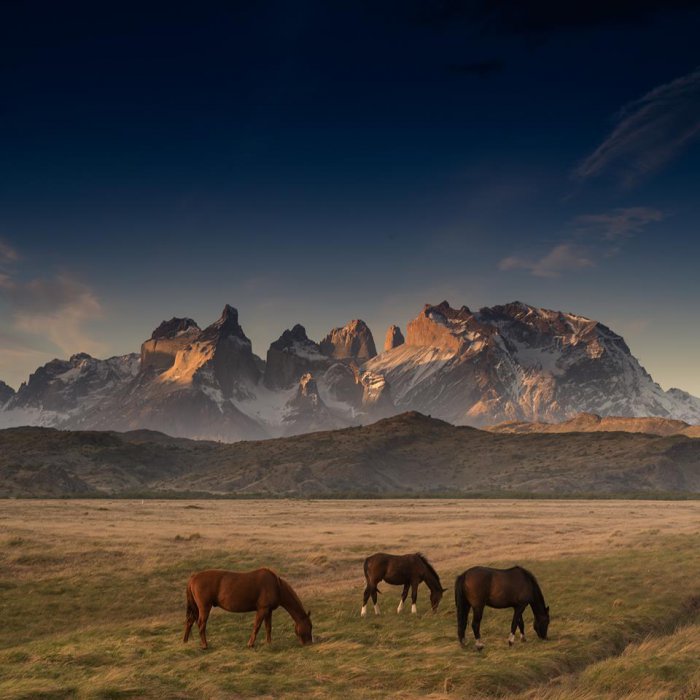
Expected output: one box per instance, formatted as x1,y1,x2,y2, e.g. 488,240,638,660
1,300,699,441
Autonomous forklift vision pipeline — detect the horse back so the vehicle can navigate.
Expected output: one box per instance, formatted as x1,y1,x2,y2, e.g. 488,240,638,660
462,566,533,608
365,552,419,585
189,568,280,613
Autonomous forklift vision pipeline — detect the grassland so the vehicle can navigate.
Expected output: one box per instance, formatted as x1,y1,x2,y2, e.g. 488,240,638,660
1,499,699,699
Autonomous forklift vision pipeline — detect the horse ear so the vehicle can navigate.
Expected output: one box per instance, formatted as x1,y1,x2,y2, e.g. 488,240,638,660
546,606,550,613
306,609,311,618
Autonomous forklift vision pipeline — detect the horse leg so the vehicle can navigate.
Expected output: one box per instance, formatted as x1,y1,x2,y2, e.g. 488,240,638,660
197,603,212,650
472,606,484,650
397,584,409,613
410,581,419,614
248,608,266,648
509,604,526,646
518,611,526,642
361,585,371,616
264,609,273,644
371,586,380,615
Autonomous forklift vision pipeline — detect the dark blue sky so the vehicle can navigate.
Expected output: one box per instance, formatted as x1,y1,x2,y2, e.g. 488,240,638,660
1,1,699,393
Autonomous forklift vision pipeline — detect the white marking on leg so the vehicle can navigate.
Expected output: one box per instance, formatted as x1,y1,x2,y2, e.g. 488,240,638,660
475,640,484,650
411,603,417,614
508,633,515,645
397,600,404,613
374,603,380,615
360,605,367,617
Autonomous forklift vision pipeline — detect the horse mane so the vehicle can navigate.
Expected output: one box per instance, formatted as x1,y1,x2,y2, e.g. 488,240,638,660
416,553,442,588
275,572,307,617
517,566,546,613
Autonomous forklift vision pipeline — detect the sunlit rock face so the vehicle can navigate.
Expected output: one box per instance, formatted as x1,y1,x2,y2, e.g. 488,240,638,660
140,317,200,371
264,324,330,390
320,319,377,361
384,325,405,352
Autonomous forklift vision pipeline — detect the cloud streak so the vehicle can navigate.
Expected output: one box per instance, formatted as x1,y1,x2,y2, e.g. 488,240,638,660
573,67,700,186
0,242,106,386
499,207,663,277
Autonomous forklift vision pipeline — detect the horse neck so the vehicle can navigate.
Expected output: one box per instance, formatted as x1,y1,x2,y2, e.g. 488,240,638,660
528,578,547,617
277,577,306,623
419,560,441,593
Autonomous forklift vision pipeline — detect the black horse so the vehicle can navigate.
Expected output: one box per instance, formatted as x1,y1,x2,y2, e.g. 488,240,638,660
361,552,445,616
454,566,550,649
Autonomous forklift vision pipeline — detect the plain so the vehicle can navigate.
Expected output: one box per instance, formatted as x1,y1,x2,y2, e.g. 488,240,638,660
1,499,699,699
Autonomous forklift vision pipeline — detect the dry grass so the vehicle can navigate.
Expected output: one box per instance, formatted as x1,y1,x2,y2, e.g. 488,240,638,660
1,499,699,699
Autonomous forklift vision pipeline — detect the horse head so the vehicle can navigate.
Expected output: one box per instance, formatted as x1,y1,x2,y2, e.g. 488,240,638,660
430,587,446,612
295,610,313,645
533,605,550,639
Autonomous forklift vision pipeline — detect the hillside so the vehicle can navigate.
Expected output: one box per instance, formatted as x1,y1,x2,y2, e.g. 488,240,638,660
1,412,699,497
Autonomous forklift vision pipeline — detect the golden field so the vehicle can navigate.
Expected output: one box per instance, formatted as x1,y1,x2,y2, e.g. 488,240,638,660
1,499,699,699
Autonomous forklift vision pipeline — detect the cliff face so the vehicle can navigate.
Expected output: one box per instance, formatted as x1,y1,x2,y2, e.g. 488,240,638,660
320,319,377,361
264,324,329,389
140,318,200,372
384,325,405,352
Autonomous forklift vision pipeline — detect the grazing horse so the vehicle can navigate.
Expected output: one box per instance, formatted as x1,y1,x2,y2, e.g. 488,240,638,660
183,568,313,649
454,566,550,650
361,552,445,616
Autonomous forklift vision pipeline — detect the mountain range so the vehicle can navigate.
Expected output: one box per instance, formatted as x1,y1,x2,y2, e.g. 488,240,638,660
1,300,698,441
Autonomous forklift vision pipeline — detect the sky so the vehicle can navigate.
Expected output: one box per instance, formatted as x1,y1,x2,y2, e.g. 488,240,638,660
1,0,699,394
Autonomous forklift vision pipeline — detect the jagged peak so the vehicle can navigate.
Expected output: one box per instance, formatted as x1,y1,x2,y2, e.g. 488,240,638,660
201,304,251,345
320,318,377,360
151,317,200,340
69,352,94,363
270,323,315,351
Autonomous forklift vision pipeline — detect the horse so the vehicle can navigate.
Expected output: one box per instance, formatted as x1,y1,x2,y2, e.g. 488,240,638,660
183,568,313,649
454,565,550,650
361,552,446,616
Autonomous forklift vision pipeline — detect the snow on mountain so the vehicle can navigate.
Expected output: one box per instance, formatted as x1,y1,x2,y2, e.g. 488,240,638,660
1,300,698,440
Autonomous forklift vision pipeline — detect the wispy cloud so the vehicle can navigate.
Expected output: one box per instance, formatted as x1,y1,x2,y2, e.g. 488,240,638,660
0,241,106,385
499,243,594,278
499,207,663,278
573,67,700,186
571,207,664,240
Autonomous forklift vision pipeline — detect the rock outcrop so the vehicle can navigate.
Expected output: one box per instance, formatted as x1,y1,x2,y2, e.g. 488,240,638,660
0,381,15,406
264,324,329,389
360,370,394,418
320,320,377,361
384,325,405,351
283,372,343,435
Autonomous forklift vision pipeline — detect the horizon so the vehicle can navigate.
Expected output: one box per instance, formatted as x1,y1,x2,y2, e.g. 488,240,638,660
1,2,699,395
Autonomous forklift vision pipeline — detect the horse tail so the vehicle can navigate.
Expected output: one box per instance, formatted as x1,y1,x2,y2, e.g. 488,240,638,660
185,580,199,634
454,572,469,645
363,555,381,594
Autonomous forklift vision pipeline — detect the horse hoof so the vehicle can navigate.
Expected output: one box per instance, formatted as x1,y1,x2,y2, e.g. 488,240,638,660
508,640,513,647
475,642,484,651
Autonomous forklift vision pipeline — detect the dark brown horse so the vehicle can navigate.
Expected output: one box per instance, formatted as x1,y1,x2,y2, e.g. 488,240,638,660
361,552,445,616
455,566,549,650
183,568,313,649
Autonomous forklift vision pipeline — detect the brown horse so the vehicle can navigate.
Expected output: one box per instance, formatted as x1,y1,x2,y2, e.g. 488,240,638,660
455,566,550,650
361,552,445,616
183,568,313,649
